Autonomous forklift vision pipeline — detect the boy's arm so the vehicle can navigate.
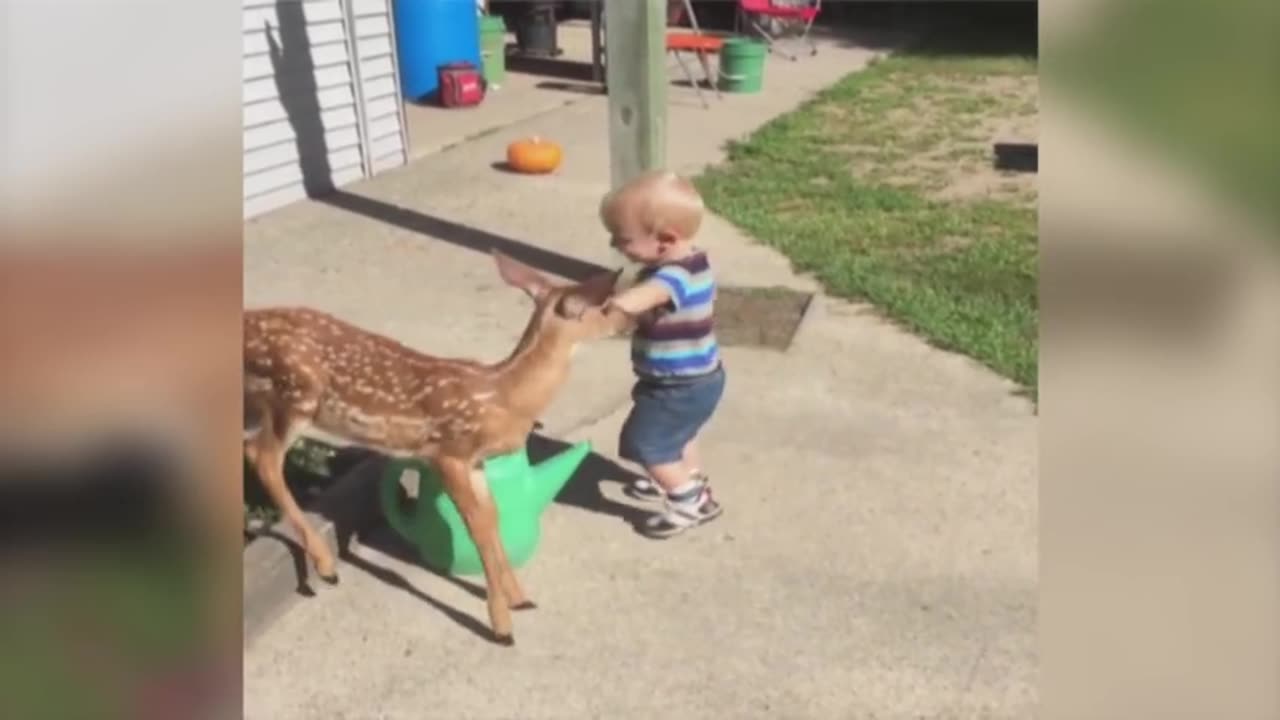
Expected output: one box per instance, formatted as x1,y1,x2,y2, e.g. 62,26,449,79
607,279,672,316
599,279,672,334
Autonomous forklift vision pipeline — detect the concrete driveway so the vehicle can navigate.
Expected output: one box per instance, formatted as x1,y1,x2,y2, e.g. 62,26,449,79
243,32,1036,720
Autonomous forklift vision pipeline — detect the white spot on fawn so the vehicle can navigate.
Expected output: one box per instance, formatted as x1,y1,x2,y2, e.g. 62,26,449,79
245,376,273,392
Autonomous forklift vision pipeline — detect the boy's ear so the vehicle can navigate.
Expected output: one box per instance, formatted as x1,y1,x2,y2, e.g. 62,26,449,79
655,228,682,249
656,228,678,243
492,250,554,300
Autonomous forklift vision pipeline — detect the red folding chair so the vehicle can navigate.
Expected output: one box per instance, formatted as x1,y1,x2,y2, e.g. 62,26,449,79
666,0,724,108
736,0,821,61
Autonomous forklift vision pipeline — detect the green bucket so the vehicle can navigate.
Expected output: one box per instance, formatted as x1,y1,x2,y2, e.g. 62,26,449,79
479,14,507,88
717,37,766,93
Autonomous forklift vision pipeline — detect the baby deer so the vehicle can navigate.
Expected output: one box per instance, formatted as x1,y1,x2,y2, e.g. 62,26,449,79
243,250,623,645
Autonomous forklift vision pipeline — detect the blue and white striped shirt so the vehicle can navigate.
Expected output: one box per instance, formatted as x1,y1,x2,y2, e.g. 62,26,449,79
631,251,721,380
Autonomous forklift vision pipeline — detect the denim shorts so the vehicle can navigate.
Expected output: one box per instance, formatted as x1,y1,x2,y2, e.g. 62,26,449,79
618,365,726,467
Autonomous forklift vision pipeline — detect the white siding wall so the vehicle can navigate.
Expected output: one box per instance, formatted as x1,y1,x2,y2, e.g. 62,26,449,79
242,0,405,219
351,0,408,175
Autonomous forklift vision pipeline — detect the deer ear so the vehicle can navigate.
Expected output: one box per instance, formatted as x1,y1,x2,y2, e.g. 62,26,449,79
575,268,623,306
492,250,553,300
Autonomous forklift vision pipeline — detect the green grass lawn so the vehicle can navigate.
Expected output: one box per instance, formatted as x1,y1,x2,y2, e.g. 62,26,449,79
697,48,1038,392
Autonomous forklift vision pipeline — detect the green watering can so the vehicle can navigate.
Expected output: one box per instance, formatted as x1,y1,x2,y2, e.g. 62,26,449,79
379,441,592,576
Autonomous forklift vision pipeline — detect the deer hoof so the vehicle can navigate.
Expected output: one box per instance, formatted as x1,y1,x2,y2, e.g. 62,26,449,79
512,600,538,611
492,632,515,647
319,572,340,586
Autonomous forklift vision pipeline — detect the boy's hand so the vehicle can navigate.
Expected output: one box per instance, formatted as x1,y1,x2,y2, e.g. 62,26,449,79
607,279,672,316
599,302,638,335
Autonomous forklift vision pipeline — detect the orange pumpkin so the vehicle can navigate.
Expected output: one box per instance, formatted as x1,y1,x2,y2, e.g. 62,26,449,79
506,136,562,174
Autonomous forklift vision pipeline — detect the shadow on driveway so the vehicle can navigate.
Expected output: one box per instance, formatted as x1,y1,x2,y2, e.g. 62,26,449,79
318,190,616,283
291,433,648,641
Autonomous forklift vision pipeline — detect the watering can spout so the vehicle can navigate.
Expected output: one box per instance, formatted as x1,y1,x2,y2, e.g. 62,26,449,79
529,440,592,511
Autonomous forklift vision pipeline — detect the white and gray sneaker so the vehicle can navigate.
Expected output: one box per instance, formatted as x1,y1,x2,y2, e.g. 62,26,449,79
637,481,723,539
626,470,710,502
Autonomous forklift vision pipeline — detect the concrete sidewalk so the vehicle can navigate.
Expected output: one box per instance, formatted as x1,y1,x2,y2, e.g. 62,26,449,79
243,32,873,433
243,33,1036,720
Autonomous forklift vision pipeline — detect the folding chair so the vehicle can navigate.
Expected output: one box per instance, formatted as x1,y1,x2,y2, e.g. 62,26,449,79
736,0,821,61
666,0,724,109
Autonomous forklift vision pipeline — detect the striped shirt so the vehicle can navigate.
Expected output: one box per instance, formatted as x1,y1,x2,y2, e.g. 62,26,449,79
631,251,721,380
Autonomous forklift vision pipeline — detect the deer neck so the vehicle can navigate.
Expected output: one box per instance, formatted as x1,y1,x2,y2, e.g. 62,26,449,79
488,312,574,420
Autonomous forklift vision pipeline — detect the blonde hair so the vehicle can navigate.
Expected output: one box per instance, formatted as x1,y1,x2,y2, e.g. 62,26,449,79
599,170,705,240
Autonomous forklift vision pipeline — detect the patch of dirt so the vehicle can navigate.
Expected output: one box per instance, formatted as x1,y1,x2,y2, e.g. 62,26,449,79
714,286,813,350
832,73,1039,207
940,235,976,252
610,286,813,351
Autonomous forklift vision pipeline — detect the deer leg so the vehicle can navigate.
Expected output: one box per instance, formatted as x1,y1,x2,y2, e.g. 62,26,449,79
437,455,515,645
494,539,535,611
469,463,535,610
245,400,338,583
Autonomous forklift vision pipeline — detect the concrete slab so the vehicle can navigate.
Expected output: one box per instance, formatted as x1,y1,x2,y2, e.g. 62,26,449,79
243,35,875,431
402,72,585,161
243,453,385,646
243,297,1036,719
401,24,604,160
243,29,1036,719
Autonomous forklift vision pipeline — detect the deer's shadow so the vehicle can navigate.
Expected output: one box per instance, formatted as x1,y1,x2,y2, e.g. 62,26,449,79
340,526,498,643
320,433,649,641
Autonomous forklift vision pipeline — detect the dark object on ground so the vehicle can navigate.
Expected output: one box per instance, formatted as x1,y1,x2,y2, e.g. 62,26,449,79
993,142,1037,173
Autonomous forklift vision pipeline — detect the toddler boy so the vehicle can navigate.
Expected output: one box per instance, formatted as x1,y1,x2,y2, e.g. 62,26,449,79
598,170,726,538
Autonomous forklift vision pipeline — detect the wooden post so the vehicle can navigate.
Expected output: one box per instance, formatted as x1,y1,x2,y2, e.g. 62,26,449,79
605,0,667,189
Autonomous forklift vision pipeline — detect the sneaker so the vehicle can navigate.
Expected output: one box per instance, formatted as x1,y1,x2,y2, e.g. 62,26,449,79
637,484,723,539
626,470,709,502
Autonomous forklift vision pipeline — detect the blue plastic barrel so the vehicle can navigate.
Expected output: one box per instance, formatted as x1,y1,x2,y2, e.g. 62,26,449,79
393,0,482,102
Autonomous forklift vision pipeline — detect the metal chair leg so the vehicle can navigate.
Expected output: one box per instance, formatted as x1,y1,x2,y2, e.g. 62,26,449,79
745,14,817,61
671,50,708,109
748,17,791,60
799,17,819,57
695,50,721,101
